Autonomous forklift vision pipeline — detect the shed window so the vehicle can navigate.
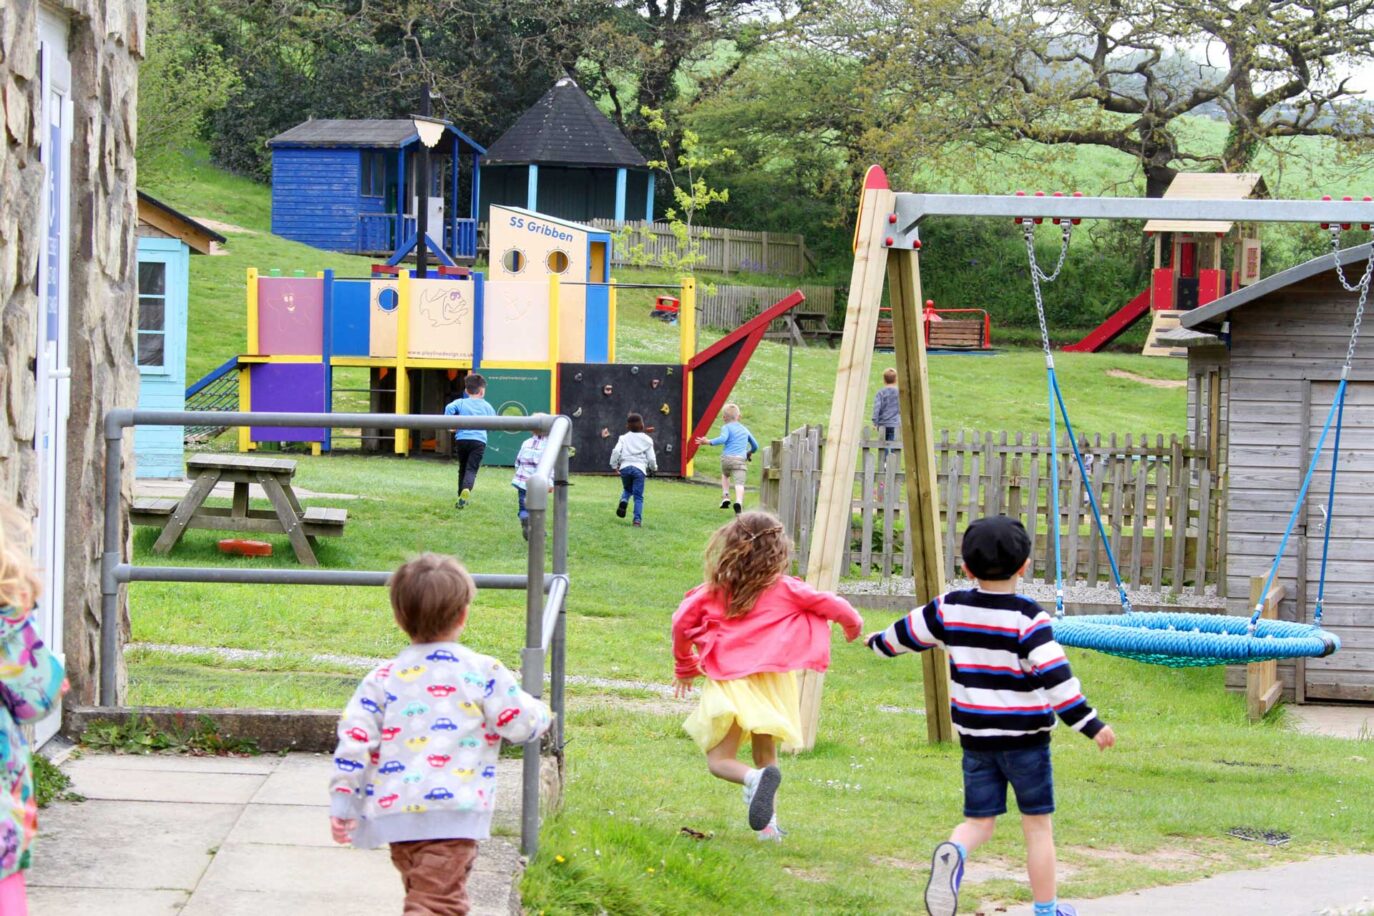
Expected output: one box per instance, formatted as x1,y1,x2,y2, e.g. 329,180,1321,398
362,151,387,198
502,249,526,274
137,260,167,369
546,250,569,274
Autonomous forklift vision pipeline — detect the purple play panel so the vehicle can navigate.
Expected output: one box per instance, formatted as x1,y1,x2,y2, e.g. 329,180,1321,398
258,278,324,355
250,362,326,442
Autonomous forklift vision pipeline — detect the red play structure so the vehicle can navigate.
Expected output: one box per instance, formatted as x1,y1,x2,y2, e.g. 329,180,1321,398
1062,173,1265,355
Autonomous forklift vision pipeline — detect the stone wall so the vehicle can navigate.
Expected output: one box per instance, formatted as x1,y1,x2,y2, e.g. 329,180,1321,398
1,0,144,703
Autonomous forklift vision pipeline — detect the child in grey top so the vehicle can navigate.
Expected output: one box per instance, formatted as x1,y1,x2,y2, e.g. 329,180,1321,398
610,413,657,526
872,368,900,441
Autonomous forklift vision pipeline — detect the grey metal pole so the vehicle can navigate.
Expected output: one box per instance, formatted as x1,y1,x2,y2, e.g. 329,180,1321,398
549,443,570,753
99,418,125,707
520,466,548,858
117,565,542,590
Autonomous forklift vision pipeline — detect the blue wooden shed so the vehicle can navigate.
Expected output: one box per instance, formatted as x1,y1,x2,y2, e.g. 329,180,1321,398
134,192,226,478
480,77,654,224
268,119,486,264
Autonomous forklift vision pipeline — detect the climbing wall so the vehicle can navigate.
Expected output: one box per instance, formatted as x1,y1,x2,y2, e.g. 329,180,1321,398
558,362,683,475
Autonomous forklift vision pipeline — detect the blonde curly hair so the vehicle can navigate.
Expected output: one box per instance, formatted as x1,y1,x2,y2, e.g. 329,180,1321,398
704,510,793,618
0,502,39,613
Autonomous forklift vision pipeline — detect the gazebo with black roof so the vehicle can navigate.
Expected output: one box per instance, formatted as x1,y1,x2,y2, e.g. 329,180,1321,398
479,77,654,224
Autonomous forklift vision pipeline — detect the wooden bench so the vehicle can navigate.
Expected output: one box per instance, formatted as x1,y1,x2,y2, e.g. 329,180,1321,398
927,320,986,349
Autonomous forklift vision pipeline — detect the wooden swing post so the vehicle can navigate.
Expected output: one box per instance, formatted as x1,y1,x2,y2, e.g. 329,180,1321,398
795,166,954,749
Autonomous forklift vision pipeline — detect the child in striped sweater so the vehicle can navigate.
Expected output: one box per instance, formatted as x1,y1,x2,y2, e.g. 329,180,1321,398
866,515,1115,916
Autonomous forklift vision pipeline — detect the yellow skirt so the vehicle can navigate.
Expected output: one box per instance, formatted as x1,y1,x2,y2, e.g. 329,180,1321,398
683,671,803,752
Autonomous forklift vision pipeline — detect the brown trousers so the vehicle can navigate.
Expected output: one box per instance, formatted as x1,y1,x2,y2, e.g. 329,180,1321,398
389,838,480,916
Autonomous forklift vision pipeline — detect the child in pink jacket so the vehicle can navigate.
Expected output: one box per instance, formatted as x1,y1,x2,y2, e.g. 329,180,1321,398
672,511,863,840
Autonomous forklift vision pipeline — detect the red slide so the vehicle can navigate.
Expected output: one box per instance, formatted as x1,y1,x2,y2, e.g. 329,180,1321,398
1062,288,1151,352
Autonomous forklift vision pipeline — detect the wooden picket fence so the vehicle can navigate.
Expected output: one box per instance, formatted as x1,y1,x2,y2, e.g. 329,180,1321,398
697,285,839,331
760,426,1225,594
589,220,815,276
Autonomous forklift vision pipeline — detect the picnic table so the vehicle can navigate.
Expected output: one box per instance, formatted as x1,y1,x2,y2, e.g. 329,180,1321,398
130,454,347,566
764,309,841,347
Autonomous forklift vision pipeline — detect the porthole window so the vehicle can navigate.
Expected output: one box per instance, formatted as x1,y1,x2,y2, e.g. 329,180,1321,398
377,287,400,312
501,248,526,274
546,249,569,274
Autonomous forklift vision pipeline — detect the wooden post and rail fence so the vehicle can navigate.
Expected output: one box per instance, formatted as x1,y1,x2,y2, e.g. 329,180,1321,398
477,221,816,277
761,426,1226,595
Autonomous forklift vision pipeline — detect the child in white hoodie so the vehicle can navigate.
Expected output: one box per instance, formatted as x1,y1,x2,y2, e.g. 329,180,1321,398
609,412,657,527
329,553,551,913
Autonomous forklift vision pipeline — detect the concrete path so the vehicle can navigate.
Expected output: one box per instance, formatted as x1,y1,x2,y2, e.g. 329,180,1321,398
1003,854,1374,915
29,752,523,915
1288,704,1374,740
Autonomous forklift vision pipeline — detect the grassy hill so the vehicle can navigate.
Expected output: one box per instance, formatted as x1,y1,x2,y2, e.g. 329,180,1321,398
143,152,1187,442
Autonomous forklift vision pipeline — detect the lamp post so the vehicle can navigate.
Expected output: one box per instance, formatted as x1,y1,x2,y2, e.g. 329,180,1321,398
411,86,449,278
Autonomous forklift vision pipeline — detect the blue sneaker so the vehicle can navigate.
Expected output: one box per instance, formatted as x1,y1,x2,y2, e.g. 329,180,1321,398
1056,907,1078,916
925,841,964,916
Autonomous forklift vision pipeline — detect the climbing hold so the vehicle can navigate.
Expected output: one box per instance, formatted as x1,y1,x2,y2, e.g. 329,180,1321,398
600,428,611,439
651,378,661,389
660,403,671,415
602,384,613,397
631,366,640,375
572,407,583,418
574,372,583,382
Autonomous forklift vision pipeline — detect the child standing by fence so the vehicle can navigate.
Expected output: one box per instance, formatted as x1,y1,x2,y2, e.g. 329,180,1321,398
865,515,1115,916
511,430,548,541
672,511,863,840
445,373,495,509
0,502,68,916
872,367,900,441
329,553,551,914
610,413,657,527
695,404,759,515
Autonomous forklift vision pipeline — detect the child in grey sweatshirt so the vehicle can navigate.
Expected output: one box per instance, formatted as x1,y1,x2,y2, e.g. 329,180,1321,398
610,412,657,526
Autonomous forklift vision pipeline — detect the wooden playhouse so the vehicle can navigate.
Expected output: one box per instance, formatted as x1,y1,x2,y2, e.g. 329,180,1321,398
1173,244,1374,704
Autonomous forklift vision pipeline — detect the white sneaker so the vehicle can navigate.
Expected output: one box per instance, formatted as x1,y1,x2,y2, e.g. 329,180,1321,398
742,768,760,806
756,816,785,842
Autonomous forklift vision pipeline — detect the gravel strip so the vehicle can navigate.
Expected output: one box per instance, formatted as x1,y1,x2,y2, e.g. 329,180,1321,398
842,576,1225,609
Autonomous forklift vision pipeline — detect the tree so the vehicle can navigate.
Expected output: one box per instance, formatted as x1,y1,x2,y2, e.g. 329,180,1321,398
888,0,1374,196
575,0,793,147
615,107,734,274
137,0,238,177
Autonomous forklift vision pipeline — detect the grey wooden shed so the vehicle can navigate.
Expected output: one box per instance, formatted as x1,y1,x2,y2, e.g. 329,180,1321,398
1173,243,1374,703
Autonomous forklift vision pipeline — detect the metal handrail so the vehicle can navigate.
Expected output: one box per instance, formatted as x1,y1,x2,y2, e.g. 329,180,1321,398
101,408,571,857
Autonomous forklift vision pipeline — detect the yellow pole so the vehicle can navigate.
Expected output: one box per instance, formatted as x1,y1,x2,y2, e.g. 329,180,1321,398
607,277,618,364
680,276,697,478
237,366,253,452
246,268,260,354
395,270,412,455
549,274,561,409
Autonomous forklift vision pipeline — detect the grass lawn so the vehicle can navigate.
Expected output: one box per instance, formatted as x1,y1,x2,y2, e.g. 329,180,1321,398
125,455,1374,913
124,152,1372,913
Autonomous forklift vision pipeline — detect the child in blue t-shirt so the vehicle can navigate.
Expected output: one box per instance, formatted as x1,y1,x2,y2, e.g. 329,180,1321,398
694,403,759,515
444,373,495,508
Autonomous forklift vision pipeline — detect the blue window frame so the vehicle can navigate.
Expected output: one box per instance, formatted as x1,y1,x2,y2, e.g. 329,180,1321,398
137,259,168,369
362,150,387,198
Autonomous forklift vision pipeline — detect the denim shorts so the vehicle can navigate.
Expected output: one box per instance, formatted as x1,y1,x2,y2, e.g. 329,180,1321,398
962,744,1055,818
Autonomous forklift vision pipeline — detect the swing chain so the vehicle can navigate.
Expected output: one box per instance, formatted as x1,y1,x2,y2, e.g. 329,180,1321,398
1022,218,1074,361
1328,228,1374,375
1328,226,1374,295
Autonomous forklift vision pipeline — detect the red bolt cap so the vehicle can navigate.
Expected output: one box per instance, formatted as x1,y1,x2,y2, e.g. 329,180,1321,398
1035,190,1046,197
884,236,894,246
1034,217,1043,224
1053,191,1064,197
1015,190,1026,196
1073,191,1083,197
1071,219,1081,225
1344,196,1353,202
1343,223,1352,230
888,213,898,224
1323,195,1333,201
925,299,935,308
913,239,922,249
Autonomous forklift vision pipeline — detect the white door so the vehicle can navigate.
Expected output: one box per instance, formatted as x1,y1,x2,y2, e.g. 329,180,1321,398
1304,381,1374,702
33,9,73,744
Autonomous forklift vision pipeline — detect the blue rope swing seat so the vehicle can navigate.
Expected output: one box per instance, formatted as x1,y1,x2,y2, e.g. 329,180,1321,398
1019,218,1348,668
